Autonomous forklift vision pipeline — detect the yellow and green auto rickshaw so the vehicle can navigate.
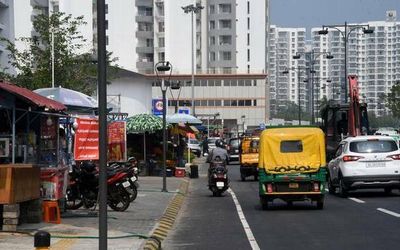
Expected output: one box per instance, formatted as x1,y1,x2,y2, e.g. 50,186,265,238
239,136,259,181
258,127,327,209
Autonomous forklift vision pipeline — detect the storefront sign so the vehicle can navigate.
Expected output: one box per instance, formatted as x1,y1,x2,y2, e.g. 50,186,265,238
74,118,99,160
107,121,126,162
152,98,164,116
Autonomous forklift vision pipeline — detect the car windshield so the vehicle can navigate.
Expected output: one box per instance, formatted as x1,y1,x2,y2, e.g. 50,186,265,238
349,140,398,153
229,139,239,147
189,139,199,144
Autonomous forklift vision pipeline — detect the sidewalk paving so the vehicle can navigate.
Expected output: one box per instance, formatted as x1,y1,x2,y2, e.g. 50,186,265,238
0,176,188,250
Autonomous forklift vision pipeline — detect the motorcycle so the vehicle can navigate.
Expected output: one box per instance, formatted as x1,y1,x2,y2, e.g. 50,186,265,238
208,159,229,197
108,157,140,202
66,161,131,212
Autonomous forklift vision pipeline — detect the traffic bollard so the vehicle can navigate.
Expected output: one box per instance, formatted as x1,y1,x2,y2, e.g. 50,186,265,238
34,230,51,250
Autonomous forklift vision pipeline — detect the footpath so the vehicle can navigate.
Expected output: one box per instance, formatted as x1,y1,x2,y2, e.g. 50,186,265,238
0,168,198,250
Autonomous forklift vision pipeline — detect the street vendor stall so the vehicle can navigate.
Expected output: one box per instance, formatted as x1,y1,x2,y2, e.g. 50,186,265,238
0,81,68,206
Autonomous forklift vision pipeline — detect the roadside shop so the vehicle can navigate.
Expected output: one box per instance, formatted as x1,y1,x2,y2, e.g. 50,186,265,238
0,81,68,229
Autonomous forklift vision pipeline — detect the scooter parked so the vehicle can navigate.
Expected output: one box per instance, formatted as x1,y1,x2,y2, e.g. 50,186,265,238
108,157,140,202
66,161,131,211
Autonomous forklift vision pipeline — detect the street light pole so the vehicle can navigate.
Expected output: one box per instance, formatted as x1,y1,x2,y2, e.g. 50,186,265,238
297,66,301,125
155,61,172,192
182,4,203,117
293,51,333,124
319,22,373,103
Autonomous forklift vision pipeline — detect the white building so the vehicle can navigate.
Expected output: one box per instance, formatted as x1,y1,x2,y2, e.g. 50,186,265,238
268,25,307,114
311,10,400,116
0,0,15,74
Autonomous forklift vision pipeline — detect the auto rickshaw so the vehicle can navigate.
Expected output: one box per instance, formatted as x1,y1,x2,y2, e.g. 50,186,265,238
258,127,327,209
239,136,259,181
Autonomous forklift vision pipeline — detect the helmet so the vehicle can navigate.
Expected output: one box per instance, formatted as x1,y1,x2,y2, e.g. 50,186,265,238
215,139,224,148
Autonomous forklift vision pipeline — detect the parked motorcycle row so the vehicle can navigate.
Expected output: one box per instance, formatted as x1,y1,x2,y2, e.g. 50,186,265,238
65,157,140,212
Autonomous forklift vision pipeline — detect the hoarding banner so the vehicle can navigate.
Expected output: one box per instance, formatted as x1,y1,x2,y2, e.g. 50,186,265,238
107,121,126,162
73,118,99,160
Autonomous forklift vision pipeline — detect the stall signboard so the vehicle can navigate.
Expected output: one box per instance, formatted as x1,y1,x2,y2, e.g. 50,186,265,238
152,98,164,116
107,121,126,162
74,118,99,160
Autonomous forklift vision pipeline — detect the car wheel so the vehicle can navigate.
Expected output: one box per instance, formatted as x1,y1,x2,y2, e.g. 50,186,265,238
338,177,348,197
327,175,336,195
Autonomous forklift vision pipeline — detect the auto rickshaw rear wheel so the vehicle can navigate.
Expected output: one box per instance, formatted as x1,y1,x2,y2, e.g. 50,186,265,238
260,197,269,210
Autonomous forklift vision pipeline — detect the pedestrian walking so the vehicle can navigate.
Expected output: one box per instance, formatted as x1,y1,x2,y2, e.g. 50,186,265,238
202,136,209,156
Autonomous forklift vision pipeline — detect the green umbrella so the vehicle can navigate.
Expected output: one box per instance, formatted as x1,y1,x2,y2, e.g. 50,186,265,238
126,114,170,164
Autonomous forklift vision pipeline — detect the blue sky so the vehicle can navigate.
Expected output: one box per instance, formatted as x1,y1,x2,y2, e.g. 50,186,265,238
270,0,400,30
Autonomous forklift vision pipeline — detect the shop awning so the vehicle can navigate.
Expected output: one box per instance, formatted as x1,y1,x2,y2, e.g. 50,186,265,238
0,81,66,111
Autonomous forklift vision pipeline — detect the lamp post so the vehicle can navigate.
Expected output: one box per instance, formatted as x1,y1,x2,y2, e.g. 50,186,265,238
155,61,173,192
293,51,333,124
283,66,308,125
318,22,373,103
241,115,246,135
182,3,203,117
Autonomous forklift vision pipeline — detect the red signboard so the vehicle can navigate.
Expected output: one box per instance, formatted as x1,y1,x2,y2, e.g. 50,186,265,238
74,118,99,160
107,121,126,162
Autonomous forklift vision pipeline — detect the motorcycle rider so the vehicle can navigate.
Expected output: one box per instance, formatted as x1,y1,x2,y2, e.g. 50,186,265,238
206,139,229,163
207,139,229,181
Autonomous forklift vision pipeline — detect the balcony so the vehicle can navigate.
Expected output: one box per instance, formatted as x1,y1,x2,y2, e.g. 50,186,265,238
136,15,153,23
136,0,153,8
136,31,153,39
136,46,154,54
136,61,154,71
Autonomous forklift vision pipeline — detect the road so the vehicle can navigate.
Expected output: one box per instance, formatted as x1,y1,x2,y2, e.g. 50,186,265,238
164,161,400,250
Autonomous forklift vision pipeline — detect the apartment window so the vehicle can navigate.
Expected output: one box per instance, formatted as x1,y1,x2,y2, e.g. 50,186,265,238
157,52,165,62
238,100,245,106
231,100,238,106
138,6,152,16
210,21,215,30
210,36,216,45
105,20,108,30
247,33,250,46
215,100,222,106
247,49,250,61
158,37,165,47
247,1,250,14
215,80,221,86
219,4,231,13
253,100,257,106
222,51,231,61
146,39,153,47
159,22,165,32
245,100,252,106
208,100,215,106
238,80,244,86
220,35,232,45
106,36,109,45
210,5,215,14
247,17,250,29
220,20,232,29
223,67,232,73
210,52,216,61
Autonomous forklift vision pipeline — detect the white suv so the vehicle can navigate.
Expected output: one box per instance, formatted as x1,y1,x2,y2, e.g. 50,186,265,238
327,135,400,196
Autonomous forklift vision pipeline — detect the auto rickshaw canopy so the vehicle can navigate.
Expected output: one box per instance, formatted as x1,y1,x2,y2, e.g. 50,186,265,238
258,127,326,174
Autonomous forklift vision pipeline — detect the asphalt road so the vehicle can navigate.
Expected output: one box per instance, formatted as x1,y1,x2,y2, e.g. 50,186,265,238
164,161,400,250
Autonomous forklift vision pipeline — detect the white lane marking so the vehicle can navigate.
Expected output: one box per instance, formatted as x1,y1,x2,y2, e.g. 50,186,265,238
137,194,147,197
348,197,365,204
377,208,400,218
227,188,260,250
324,188,329,192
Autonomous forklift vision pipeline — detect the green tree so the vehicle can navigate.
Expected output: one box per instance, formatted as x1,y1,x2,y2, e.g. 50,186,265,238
271,100,310,122
0,11,115,95
386,81,400,118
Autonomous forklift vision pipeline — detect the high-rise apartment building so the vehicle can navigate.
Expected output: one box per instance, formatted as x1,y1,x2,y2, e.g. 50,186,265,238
268,25,307,114
0,0,14,74
311,10,400,116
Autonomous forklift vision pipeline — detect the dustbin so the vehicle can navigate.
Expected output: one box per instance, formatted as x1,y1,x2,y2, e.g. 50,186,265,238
190,165,199,178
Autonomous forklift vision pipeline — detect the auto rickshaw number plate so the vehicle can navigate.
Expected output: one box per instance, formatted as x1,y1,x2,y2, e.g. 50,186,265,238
289,183,299,188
